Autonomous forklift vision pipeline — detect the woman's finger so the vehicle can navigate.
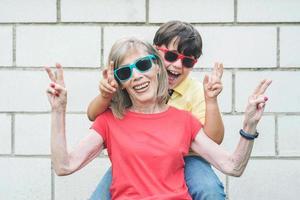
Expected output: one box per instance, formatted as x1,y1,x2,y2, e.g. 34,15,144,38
49,82,66,92
45,67,56,82
55,63,65,85
249,95,268,107
46,87,56,95
253,79,272,96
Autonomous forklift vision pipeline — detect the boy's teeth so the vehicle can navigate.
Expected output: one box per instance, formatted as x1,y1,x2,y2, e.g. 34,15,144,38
133,82,149,90
168,70,180,76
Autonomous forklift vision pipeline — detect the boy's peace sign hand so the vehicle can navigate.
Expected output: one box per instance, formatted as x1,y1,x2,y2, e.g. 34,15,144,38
45,63,67,112
99,61,119,99
203,63,223,100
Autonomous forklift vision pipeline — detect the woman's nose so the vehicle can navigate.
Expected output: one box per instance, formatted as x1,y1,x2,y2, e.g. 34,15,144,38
131,68,142,80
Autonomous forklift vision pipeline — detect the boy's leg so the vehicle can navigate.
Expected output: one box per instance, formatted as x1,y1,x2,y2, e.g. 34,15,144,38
184,156,226,200
89,167,112,200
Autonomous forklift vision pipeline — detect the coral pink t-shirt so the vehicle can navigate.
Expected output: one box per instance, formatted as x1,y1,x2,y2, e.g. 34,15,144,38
91,106,202,200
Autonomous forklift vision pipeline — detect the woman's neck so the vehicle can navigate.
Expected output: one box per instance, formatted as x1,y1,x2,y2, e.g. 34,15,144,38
129,102,168,114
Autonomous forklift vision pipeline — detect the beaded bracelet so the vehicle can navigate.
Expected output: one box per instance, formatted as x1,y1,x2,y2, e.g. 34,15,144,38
239,129,259,140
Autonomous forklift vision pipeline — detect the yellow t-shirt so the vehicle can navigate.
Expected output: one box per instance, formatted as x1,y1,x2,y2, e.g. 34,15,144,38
167,76,206,125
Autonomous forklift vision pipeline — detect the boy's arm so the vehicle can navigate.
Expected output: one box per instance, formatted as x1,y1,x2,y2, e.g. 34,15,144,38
202,63,224,144
87,61,118,121
204,98,224,144
87,94,112,121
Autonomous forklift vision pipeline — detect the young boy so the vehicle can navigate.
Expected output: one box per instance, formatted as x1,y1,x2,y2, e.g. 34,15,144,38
88,21,225,200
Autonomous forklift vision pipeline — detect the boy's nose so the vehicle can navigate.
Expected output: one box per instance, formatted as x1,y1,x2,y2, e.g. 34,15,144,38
172,58,183,69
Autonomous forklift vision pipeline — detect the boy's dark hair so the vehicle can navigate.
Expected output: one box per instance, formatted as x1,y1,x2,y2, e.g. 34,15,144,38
153,20,203,59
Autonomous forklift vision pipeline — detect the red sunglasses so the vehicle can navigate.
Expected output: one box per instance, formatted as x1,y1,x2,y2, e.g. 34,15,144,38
157,47,197,68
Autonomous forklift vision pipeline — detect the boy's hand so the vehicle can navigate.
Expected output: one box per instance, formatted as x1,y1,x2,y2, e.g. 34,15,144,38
203,62,223,101
99,61,118,99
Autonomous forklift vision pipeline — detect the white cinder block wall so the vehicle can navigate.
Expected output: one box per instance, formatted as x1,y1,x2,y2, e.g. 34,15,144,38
0,0,299,199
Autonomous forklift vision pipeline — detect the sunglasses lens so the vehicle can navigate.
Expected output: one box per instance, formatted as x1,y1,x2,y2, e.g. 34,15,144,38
164,51,178,62
136,59,152,72
115,67,131,81
182,57,195,68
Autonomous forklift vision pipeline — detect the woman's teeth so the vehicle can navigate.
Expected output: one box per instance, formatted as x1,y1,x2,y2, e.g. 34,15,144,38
133,82,149,90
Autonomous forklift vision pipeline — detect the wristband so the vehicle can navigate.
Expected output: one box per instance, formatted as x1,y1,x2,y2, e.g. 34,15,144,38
239,129,259,140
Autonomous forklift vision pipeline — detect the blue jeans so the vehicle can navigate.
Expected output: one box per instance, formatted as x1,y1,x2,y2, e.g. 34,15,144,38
89,156,225,200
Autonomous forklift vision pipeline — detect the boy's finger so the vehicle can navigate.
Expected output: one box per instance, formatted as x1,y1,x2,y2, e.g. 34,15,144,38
110,79,119,88
102,81,117,92
102,69,108,79
107,61,115,83
100,84,116,94
203,74,209,85
217,63,224,79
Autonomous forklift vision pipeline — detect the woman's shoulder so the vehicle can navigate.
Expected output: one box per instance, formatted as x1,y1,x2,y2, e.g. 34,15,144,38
168,106,194,117
94,108,114,121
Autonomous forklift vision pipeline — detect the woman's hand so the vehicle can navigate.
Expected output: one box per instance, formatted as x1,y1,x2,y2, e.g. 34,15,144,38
45,63,67,112
203,62,223,101
99,61,118,99
243,79,272,131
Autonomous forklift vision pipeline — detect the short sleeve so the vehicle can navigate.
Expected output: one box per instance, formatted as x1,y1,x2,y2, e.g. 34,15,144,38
90,113,108,144
189,111,203,142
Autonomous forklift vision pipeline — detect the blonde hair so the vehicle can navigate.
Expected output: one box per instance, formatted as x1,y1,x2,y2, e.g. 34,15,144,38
107,37,169,119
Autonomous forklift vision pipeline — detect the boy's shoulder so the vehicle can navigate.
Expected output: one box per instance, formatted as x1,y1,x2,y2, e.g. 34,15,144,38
178,76,203,94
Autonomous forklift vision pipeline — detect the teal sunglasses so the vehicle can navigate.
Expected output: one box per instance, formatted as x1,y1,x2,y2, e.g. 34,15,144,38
114,54,157,82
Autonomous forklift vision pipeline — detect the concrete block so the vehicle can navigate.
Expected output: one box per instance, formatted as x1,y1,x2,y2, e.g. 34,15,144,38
149,0,234,23
16,26,101,67
235,71,300,112
280,27,300,67
61,0,145,22
278,116,300,156
0,26,12,66
0,157,51,200
0,114,11,154
0,0,56,23
229,160,300,200
15,114,50,155
238,0,300,22
196,26,277,68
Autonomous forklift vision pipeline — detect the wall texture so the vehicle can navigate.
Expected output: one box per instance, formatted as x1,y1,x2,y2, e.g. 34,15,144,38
0,0,300,199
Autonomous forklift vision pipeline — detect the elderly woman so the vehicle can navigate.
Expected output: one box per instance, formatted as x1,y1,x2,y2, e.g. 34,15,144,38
45,37,271,200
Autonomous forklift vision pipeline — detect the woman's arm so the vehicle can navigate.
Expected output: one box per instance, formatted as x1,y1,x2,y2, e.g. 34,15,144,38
51,110,104,176
46,64,105,176
191,79,271,177
191,128,254,177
